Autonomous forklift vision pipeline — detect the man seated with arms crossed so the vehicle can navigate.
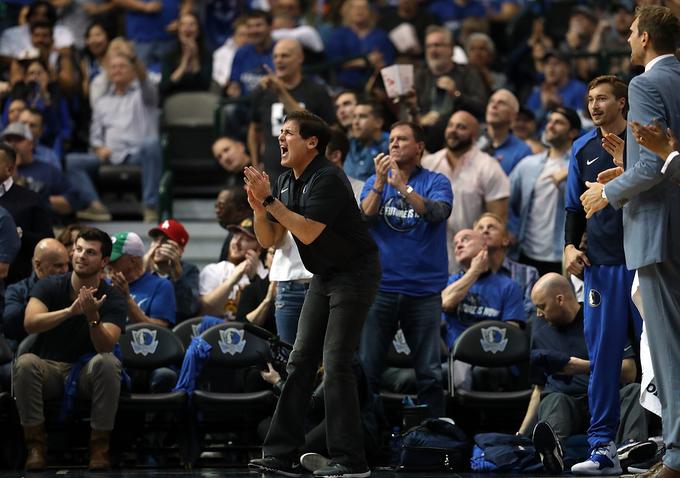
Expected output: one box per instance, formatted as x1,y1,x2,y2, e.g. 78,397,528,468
13,227,127,471
522,273,647,475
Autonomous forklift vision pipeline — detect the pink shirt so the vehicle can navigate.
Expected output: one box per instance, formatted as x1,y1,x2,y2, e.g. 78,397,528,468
422,146,509,273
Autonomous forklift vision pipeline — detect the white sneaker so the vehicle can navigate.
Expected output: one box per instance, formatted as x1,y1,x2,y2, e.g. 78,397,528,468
300,452,332,473
572,441,622,475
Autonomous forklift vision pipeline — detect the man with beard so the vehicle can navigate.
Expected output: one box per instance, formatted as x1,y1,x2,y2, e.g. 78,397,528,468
423,110,509,273
509,108,580,276
564,74,643,476
215,186,251,261
13,227,127,471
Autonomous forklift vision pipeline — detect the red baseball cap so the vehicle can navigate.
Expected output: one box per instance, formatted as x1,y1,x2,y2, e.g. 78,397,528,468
148,219,190,248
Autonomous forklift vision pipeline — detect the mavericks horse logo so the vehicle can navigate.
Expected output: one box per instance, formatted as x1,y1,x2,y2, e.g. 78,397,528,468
480,326,508,354
218,328,246,355
131,328,159,356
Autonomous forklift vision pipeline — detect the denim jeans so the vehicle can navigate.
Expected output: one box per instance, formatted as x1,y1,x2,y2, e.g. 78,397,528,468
263,256,380,468
359,291,444,417
65,139,162,207
275,281,309,346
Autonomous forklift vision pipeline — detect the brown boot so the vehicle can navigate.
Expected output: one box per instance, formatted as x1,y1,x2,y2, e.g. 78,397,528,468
89,429,111,471
23,423,46,470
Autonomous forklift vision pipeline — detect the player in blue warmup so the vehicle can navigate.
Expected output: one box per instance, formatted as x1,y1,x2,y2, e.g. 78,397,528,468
564,75,643,475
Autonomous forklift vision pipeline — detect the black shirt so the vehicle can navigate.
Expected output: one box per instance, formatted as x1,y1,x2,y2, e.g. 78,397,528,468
271,155,377,276
530,307,634,396
29,273,127,363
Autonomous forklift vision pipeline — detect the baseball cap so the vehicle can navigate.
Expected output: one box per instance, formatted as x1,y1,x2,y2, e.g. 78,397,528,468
109,232,145,262
1,122,33,141
227,217,256,240
148,219,190,248
552,107,582,132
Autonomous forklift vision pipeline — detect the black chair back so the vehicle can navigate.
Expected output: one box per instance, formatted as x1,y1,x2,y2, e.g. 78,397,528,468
172,317,204,348
119,323,185,369
452,320,529,367
199,322,272,368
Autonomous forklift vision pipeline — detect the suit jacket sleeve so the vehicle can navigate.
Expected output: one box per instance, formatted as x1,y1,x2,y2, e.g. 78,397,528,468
666,154,680,182
604,75,667,209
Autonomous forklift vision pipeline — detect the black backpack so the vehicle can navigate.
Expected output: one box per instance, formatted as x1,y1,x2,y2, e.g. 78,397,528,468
398,418,470,471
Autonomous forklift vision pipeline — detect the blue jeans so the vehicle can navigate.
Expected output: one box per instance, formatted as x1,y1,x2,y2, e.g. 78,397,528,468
359,291,444,417
275,281,309,346
65,139,162,207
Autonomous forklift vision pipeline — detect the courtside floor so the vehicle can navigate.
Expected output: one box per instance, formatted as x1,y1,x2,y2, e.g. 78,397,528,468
0,469,624,478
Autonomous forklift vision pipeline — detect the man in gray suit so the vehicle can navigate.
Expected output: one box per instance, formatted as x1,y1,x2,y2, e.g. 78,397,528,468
580,6,680,478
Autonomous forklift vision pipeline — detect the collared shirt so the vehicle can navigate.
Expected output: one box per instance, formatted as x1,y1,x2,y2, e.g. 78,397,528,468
645,53,676,72
344,132,389,181
272,154,377,275
0,177,13,197
90,79,159,165
422,146,509,273
0,23,74,59
477,130,532,175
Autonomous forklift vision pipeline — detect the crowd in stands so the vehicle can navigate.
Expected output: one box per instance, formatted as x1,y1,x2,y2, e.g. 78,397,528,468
1,0,680,474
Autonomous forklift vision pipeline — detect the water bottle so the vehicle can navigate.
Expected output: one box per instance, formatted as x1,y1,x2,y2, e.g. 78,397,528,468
389,426,402,467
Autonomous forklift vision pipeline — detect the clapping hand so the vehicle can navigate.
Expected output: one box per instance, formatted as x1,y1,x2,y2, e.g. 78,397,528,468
631,119,679,159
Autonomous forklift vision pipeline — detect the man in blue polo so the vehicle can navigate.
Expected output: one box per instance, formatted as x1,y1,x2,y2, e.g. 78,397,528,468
564,75,642,475
359,121,452,417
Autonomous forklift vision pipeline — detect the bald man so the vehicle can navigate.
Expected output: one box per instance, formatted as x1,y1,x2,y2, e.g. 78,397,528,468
477,89,532,175
423,111,509,273
2,238,69,342
247,37,335,180
441,229,524,349
522,273,646,475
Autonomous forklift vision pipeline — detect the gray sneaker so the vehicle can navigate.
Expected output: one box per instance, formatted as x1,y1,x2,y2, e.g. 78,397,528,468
300,453,332,473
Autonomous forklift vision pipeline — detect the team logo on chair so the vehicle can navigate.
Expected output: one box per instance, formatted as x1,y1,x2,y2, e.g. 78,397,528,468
588,289,602,308
480,326,508,354
131,328,159,356
393,329,411,355
218,328,246,355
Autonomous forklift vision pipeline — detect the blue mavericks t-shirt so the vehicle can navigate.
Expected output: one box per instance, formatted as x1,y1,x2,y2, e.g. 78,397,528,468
129,271,177,325
442,271,525,348
566,128,626,265
361,167,452,296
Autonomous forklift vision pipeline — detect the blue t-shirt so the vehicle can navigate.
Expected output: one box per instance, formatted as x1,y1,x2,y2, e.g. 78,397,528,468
427,0,485,32
325,26,396,90
361,167,452,296
526,78,588,121
344,132,389,181
482,132,532,175
566,128,626,265
229,43,275,96
443,271,525,348
125,0,179,42
129,271,177,325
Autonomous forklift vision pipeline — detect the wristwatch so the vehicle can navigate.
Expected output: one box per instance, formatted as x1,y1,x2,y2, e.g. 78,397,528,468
600,187,608,201
88,319,101,328
262,195,275,208
405,185,414,196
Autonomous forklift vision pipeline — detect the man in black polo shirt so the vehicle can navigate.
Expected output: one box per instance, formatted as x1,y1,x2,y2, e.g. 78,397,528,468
13,227,127,471
245,110,380,478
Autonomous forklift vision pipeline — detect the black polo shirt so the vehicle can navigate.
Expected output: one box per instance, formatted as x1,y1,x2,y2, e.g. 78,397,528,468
271,154,377,276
